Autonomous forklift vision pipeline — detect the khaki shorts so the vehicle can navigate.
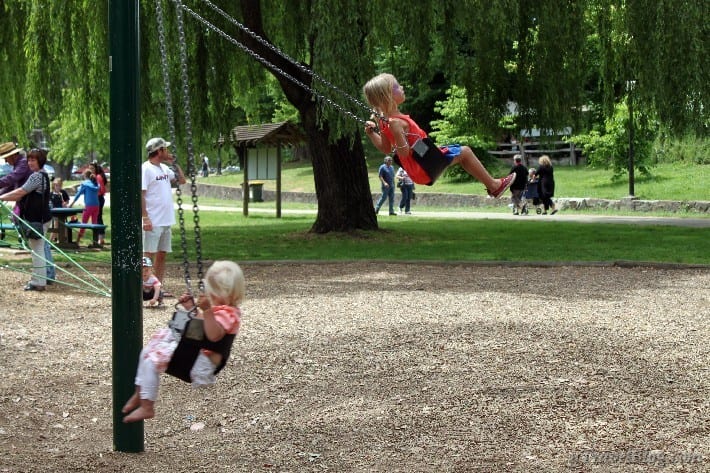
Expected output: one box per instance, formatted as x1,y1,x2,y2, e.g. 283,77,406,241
143,225,172,253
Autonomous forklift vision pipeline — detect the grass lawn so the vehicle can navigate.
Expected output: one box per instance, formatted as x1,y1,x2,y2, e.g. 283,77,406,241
193,160,708,202
11,161,706,267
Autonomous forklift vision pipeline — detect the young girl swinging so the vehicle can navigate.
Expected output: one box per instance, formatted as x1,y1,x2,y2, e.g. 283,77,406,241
363,73,515,196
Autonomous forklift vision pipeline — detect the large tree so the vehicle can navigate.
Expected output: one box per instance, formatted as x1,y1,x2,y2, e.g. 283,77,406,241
1,0,706,232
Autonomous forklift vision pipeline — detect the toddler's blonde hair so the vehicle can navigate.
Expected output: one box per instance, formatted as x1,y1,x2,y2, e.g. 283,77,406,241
204,260,245,307
363,73,398,115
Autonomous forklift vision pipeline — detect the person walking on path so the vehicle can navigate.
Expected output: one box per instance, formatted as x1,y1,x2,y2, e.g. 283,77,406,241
374,156,397,216
396,166,415,214
509,155,528,215
141,137,186,296
536,155,558,215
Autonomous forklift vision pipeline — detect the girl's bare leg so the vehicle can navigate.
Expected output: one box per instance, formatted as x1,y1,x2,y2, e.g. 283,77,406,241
453,147,501,191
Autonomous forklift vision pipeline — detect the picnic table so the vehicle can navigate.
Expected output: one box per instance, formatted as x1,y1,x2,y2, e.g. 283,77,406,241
50,207,84,248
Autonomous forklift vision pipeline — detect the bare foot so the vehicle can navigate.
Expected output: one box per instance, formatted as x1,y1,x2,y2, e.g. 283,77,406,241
123,405,155,423
121,393,140,413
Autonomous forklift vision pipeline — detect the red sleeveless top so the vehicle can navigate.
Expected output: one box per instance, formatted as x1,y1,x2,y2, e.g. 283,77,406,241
378,113,431,185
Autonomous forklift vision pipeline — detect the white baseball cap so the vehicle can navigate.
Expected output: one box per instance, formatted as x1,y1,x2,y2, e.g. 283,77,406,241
145,137,171,154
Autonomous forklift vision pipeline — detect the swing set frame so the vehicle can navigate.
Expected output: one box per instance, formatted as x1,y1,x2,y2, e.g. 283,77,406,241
110,0,454,453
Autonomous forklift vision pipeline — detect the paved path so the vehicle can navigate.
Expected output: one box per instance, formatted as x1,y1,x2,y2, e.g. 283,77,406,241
99,194,710,228
197,205,710,228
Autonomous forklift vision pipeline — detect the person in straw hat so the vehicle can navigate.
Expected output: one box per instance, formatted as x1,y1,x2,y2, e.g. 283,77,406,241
0,142,30,195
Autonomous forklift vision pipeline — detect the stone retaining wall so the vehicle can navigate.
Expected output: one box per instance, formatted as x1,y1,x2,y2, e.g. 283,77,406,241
186,183,710,214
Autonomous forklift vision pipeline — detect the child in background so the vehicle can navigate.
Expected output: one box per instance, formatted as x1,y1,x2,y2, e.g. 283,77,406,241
89,161,109,245
49,177,70,242
363,72,515,196
142,257,162,307
122,260,245,423
69,169,99,246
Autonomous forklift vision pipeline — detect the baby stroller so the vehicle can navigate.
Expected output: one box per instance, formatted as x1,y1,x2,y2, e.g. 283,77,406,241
521,176,543,215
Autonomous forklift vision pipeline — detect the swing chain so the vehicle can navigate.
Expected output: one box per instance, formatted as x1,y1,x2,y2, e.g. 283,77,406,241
155,0,177,146
197,0,377,119
175,0,205,291
173,1,380,126
155,0,204,296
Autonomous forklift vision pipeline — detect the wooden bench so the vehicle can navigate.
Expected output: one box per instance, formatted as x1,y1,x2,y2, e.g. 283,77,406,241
64,222,107,248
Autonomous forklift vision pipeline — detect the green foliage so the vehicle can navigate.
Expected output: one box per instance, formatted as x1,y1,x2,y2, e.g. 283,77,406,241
570,99,655,178
430,85,497,181
653,131,710,166
0,0,706,175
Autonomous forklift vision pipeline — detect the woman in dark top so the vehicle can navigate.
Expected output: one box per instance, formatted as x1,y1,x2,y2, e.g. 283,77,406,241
0,148,52,290
536,155,558,215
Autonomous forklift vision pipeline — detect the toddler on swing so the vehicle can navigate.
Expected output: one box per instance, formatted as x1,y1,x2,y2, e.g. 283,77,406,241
363,73,515,196
122,260,245,423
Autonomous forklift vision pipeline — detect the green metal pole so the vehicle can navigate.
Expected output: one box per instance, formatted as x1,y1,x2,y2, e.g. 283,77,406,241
109,0,143,452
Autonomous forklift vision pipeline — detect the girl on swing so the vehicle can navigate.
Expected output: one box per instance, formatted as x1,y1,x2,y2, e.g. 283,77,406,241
363,73,515,196
122,260,245,423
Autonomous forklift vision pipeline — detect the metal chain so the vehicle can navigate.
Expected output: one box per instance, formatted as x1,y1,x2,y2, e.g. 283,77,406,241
171,0,384,126
175,0,204,294
197,0,378,119
156,0,202,296
155,0,177,147
175,1,204,291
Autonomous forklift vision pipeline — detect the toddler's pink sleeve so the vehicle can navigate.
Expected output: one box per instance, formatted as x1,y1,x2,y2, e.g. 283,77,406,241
213,306,241,335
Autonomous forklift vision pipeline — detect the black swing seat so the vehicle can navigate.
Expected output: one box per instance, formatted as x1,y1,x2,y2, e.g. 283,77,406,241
393,137,450,186
165,311,236,383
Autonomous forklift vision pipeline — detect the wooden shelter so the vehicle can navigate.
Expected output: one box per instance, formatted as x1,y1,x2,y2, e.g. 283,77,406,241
228,121,306,217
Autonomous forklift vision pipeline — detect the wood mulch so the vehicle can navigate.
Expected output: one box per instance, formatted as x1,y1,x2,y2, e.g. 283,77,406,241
0,262,707,472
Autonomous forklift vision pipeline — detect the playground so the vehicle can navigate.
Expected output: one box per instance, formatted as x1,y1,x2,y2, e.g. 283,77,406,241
0,261,707,472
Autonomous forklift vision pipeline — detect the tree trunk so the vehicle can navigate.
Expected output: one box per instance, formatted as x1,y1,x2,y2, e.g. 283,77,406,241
301,109,377,233
240,0,377,233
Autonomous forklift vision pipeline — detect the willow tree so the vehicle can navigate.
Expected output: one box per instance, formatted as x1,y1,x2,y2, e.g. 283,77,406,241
0,1,108,161
2,0,706,232
601,0,708,134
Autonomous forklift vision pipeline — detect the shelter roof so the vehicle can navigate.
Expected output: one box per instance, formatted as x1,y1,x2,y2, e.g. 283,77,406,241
228,121,306,147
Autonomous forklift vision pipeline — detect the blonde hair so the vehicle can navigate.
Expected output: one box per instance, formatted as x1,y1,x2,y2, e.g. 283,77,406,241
204,260,245,307
363,73,398,115
538,155,552,167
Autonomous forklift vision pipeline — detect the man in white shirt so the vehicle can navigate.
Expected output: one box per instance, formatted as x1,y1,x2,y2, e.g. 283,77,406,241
141,137,186,296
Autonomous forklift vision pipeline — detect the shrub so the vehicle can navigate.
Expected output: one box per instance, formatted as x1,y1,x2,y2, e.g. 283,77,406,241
429,86,498,181
571,100,656,178
653,131,710,165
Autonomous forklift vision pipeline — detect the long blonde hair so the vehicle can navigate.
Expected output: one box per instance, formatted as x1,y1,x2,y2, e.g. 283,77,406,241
538,155,552,167
363,73,398,115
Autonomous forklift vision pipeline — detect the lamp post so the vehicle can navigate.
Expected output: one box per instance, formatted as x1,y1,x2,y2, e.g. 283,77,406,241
216,133,225,175
626,79,636,198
